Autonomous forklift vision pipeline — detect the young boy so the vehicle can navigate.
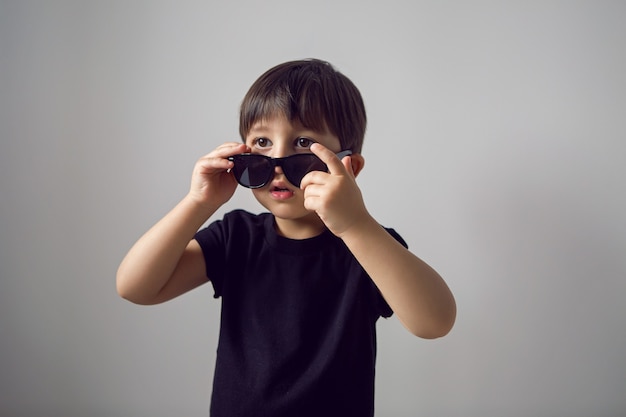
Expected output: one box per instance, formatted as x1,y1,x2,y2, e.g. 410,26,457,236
117,58,456,416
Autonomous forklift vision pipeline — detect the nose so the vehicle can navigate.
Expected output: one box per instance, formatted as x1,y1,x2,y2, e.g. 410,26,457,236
273,164,285,181
273,159,286,180
271,146,289,176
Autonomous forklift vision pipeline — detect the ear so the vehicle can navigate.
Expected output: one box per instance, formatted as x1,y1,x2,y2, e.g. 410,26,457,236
348,153,365,177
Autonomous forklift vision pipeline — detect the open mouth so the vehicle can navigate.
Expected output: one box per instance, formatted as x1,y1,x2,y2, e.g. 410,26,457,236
272,186,290,192
269,182,295,199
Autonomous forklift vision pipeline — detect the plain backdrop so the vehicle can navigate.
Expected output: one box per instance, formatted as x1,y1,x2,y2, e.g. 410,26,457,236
1,1,625,416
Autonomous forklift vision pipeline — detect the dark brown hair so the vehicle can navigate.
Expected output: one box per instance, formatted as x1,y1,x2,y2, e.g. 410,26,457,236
239,59,367,153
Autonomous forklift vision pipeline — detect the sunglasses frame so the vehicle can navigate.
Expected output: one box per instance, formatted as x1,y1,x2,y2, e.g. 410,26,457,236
228,150,353,189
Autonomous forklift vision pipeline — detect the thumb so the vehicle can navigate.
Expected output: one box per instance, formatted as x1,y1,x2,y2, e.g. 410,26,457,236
341,155,355,178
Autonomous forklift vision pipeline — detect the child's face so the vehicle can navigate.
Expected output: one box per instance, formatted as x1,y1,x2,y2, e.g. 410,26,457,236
244,114,342,227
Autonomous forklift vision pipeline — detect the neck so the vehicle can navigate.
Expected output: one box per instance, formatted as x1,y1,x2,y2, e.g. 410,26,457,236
274,214,327,240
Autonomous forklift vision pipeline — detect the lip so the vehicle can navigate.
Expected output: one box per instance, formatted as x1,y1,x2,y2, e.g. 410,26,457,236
269,180,296,200
271,179,291,189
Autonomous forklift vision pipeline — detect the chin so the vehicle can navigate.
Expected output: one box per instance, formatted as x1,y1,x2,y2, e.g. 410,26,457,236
269,206,312,221
254,193,295,213
259,201,313,220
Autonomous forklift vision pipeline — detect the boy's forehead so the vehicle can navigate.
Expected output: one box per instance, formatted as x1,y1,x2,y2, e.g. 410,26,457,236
249,116,330,135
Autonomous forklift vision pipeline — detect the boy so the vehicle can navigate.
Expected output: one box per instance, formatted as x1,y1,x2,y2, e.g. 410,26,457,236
117,58,456,416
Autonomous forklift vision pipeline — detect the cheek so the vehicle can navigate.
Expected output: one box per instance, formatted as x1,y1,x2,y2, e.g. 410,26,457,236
251,188,266,200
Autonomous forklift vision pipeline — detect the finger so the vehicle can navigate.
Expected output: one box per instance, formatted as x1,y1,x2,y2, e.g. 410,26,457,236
218,142,250,157
300,154,355,191
198,143,245,167
310,143,346,175
216,141,243,149
196,155,233,172
302,193,323,212
302,182,323,199
202,142,249,159
299,170,328,190
341,155,355,179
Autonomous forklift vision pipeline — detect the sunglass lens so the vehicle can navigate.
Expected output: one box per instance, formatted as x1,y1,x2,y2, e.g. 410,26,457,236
283,154,326,187
231,155,272,188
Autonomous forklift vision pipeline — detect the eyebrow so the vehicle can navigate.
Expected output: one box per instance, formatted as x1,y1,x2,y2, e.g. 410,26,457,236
248,122,327,137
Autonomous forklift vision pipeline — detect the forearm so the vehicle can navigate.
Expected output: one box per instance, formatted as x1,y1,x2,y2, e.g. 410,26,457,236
116,194,216,304
341,216,456,339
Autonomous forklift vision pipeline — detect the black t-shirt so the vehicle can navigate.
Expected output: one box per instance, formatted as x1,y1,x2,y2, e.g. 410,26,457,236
194,210,407,417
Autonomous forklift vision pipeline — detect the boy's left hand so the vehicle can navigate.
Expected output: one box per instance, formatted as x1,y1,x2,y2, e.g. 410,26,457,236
300,143,370,237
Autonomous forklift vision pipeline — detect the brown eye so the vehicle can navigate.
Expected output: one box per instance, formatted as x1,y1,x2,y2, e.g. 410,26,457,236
295,137,315,148
254,137,271,148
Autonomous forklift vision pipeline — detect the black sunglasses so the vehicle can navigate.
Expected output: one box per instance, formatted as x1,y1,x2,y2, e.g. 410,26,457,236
228,150,352,189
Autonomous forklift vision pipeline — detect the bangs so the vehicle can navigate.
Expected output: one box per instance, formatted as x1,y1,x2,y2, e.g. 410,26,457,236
239,59,366,153
239,71,331,137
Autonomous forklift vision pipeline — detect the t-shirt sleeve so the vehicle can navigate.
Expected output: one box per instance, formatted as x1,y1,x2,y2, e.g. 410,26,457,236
194,218,228,298
385,227,408,249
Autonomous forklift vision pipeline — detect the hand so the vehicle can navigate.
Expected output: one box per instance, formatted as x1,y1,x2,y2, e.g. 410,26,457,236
300,143,370,237
188,142,250,210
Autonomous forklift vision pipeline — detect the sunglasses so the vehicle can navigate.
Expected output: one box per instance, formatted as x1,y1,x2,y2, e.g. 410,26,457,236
228,150,352,189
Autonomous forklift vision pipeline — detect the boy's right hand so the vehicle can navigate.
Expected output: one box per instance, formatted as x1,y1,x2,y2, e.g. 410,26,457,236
187,142,250,210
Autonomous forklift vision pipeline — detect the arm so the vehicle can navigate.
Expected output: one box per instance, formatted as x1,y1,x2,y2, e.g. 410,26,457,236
339,218,456,338
302,143,456,338
116,142,249,305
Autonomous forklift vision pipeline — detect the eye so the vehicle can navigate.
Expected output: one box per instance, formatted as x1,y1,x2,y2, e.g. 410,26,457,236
295,137,315,148
252,137,272,148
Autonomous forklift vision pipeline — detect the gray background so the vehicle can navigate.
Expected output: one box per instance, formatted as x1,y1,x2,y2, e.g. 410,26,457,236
1,1,625,416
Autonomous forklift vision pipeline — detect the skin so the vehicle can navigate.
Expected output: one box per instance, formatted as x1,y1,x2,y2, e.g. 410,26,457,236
116,114,456,338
